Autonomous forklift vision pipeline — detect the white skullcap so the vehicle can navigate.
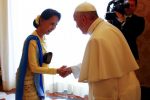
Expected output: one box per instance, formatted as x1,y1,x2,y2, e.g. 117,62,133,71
75,2,96,12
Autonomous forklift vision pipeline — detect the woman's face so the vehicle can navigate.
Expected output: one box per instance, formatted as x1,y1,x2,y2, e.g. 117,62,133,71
40,16,59,35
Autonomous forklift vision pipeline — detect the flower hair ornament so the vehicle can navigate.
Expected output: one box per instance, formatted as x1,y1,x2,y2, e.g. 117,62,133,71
35,15,40,25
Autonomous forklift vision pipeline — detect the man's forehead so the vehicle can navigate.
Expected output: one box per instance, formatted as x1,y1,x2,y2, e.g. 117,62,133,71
73,12,80,19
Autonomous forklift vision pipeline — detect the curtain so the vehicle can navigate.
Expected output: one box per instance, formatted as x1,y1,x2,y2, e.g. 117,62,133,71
0,0,110,97
0,0,16,90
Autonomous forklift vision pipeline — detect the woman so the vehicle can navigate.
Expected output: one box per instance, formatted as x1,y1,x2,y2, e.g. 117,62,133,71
16,8,63,100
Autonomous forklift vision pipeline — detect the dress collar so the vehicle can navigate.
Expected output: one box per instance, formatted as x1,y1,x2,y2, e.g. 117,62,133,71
125,14,133,18
32,30,45,42
33,31,47,51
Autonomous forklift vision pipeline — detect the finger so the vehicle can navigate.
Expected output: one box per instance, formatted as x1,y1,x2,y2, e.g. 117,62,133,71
61,65,67,69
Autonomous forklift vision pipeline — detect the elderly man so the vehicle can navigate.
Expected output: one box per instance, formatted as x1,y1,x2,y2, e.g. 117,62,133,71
61,2,140,100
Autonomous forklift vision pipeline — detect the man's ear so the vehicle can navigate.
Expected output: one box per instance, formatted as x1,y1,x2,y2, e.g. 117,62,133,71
81,14,88,26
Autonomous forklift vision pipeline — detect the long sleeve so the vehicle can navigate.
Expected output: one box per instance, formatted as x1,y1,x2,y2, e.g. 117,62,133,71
28,40,57,74
71,63,81,78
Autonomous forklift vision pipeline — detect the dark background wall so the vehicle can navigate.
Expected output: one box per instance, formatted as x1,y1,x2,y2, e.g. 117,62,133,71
136,0,150,87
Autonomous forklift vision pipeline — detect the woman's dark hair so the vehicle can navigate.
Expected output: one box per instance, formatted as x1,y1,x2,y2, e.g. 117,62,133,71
33,8,61,28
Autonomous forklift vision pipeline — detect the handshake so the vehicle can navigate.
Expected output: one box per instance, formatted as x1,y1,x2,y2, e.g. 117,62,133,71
56,66,72,77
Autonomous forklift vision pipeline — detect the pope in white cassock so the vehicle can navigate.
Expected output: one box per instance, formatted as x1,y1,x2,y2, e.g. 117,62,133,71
67,2,140,100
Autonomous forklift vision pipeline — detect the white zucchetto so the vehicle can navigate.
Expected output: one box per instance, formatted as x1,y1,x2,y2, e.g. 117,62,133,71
75,2,96,12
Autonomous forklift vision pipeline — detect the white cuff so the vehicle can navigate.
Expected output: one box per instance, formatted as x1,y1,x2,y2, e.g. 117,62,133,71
71,63,81,79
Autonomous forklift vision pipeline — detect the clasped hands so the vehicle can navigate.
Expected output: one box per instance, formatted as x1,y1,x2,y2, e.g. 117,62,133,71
57,66,72,77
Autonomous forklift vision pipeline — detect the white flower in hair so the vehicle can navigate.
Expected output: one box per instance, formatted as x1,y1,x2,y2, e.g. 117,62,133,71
35,15,40,25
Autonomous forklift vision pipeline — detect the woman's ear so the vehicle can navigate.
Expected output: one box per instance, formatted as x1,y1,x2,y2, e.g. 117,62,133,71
39,18,43,25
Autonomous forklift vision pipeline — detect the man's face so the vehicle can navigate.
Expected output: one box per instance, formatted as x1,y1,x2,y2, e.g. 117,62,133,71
73,12,88,34
125,0,136,15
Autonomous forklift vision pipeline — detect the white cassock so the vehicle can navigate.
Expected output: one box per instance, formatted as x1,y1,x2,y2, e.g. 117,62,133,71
71,18,140,100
